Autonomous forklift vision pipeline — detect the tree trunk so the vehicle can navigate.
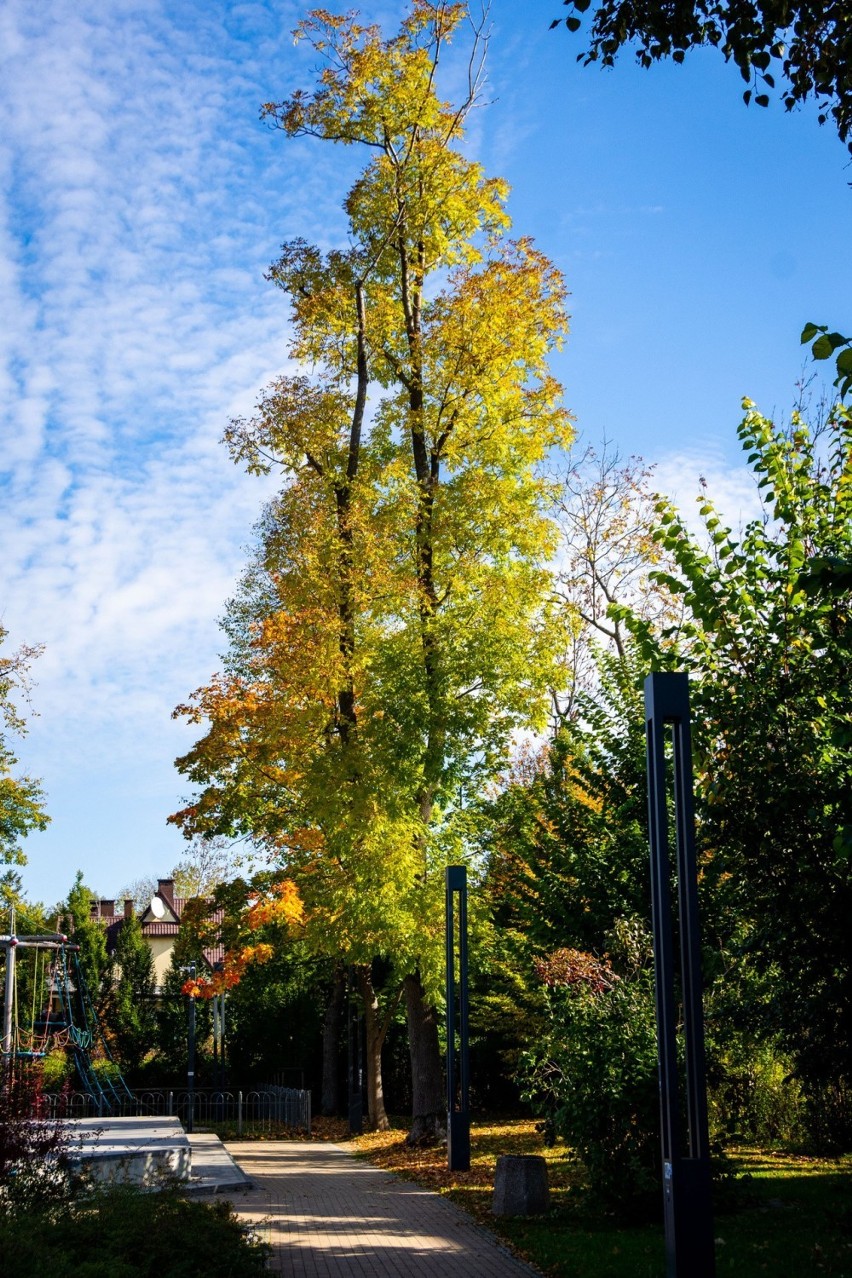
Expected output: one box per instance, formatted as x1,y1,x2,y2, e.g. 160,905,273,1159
356,966,391,1131
321,966,345,1117
404,971,446,1145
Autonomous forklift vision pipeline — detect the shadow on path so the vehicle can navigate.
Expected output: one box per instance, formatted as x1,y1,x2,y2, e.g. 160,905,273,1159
225,1140,542,1277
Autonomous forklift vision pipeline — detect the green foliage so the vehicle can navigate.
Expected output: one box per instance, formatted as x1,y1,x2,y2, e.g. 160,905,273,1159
40,1048,73,1091
626,402,852,1145
708,1040,805,1146
0,1182,268,1276
801,322,852,401
487,649,649,951
107,914,156,1078
484,648,663,1209
63,873,111,1008
203,872,331,1083
552,0,852,155
519,921,660,1216
0,628,49,866
155,917,211,1077
224,939,328,1083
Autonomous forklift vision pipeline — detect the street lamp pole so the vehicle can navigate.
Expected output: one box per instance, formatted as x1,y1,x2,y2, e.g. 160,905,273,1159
645,673,715,1278
446,866,470,1171
184,961,197,1134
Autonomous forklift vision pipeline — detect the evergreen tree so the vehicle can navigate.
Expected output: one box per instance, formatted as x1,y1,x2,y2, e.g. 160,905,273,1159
109,914,156,1079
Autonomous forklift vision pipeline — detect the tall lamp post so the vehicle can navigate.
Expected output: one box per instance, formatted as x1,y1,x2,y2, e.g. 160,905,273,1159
346,965,363,1135
645,673,715,1278
183,962,197,1134
445,866,470,1171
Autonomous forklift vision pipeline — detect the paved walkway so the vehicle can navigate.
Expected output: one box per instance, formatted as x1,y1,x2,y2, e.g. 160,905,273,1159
225,1141,542,1277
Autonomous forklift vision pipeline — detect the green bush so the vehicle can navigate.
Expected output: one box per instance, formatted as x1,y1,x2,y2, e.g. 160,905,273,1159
0,1065,76,1214
90,1056,123,1084
519,922,660,1218
0,1182,268,1276
40,1048,73,1091
801,1077,852,1153
708,1042,805,1146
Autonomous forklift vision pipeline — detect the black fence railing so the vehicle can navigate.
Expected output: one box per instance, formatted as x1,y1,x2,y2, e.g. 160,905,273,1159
41,1086,311,1135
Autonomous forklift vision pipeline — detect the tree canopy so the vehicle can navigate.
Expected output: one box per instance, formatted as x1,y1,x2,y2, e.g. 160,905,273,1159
171,1,572,1135
552,0,852,154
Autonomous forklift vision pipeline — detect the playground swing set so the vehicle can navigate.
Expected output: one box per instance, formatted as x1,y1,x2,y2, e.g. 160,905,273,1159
1,908,132,1114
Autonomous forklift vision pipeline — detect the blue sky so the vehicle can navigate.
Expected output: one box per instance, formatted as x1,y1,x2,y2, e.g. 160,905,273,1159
2,0,850,908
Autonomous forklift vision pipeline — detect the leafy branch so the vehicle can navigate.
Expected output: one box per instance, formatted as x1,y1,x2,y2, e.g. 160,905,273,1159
801,322,852,401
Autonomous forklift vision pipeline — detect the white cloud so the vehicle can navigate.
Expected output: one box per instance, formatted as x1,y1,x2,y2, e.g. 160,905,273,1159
0,0,329,901
652,447,765,538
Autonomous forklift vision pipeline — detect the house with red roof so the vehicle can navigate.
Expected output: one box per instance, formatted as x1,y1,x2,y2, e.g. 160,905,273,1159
90,878,224,992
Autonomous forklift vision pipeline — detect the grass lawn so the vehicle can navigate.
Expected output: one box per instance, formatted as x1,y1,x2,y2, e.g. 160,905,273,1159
346,1118,852,1278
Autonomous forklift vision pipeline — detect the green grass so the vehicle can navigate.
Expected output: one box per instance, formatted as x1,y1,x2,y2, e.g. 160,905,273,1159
495,1149,852,1278
352,1120,852,1278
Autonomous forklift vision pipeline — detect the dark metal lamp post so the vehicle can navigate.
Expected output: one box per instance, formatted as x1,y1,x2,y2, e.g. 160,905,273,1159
182,962,197,1134
645,672,715,1278
347,965,363,1135
445,865,470,1171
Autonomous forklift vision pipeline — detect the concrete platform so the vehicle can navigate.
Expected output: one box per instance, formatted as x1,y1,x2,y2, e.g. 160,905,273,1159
65,1116,253,1194
186,1131,253,1194
67,1115,191,1187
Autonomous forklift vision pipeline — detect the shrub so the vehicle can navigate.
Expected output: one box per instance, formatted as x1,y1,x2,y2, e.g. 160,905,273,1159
519,920,660,1218
0,1182,269,1276
41,1047,73,1092
0,1063,75,1213
707,1042,805,1147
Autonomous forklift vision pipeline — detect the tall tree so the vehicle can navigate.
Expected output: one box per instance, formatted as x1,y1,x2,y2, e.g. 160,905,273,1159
172,2,572,1139
62,873,110,1010
108,913,156,1078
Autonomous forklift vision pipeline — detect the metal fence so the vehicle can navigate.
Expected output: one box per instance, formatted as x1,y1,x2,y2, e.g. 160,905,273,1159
41,1085,311,1135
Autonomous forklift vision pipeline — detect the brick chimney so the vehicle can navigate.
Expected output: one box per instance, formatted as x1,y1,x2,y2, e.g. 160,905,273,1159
157,879,176,909
124,898,134,919
99,900,115,917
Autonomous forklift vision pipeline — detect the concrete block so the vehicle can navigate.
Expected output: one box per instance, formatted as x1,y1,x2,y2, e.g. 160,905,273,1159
66,1116,191,1187
492,1154,550,1217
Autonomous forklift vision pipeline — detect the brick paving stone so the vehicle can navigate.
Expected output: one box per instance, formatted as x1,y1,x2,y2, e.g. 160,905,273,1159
225,1140,543,1277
